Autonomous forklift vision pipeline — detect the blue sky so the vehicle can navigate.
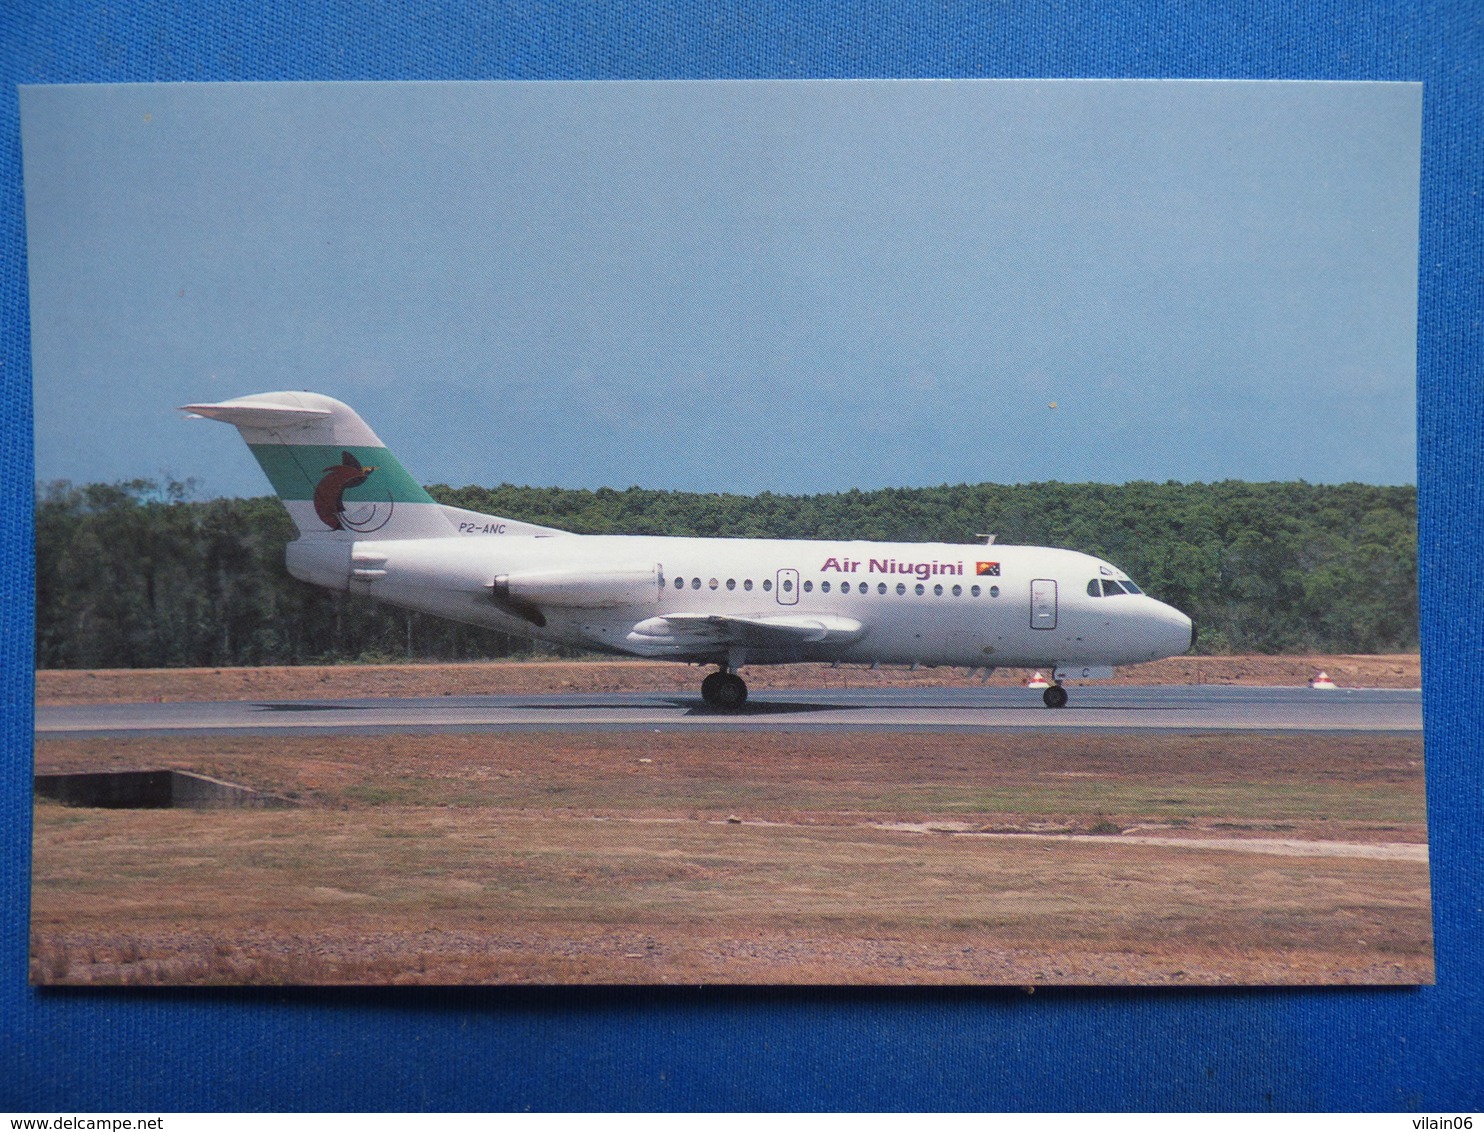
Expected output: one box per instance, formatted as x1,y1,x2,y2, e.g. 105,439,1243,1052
21,79,1421,499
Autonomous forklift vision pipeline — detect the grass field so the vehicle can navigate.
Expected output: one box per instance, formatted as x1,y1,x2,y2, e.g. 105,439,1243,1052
31,726,1433,986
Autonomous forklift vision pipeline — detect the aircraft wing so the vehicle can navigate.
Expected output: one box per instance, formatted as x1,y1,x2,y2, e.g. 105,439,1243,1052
626,612,864,651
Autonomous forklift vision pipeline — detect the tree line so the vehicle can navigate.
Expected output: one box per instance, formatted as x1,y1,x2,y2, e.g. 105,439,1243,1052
34,477,1417,668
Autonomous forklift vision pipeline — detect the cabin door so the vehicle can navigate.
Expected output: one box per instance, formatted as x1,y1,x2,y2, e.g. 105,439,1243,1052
775,568,800,606
1030,578,1058,630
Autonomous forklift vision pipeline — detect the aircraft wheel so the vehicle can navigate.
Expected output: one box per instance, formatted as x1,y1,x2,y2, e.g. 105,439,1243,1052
701,671,748,711
1042,683,1068,709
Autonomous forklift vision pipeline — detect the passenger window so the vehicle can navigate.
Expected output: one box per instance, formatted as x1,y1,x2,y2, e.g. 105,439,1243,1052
989,585,1000,597
896,583,906,595
803,580,813,593
915,583,925,595
709,578,719,590
674,577,684,589
783,579,794,592
1087,579,1101,597
763,579,772,592
840,582,850,594
933,584,943,596
726,578,736,591
878,583,887,595
821,581,830,593
951,584,961,597
692,577,701,590
744,579,753,591
970,585,981,597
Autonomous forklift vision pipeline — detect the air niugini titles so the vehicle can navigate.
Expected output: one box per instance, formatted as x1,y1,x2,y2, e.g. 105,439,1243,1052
820,557,999,581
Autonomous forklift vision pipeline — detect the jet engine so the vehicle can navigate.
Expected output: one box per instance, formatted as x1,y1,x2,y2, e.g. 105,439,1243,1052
490,563,663,609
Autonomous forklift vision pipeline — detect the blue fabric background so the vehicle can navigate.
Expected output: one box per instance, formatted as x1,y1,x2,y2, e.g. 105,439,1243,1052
2,1,1478,1113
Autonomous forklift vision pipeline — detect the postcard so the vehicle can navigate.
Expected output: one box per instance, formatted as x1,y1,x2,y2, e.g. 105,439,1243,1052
24,79,1427,985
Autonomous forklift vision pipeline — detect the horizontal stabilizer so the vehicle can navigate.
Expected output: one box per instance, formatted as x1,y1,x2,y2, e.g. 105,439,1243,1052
181,399,333,429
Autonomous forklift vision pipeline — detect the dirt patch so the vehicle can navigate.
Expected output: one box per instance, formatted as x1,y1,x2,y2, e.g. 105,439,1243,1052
876,826,1429,861
34,653,1421,706
31,729,1432,986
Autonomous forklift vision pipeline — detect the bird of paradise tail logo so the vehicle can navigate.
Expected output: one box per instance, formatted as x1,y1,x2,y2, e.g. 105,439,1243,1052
313,451,393,532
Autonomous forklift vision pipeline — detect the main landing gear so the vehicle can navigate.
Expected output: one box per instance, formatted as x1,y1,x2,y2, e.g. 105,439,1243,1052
1042,683,1068,709
701,669,748,711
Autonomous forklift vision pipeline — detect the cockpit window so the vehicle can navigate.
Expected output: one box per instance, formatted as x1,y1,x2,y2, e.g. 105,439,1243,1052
1122,579,1143,594
1101,579,1126,596
1087,579,1101,597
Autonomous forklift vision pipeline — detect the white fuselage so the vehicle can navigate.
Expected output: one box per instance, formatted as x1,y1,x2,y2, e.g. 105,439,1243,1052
186,390,1194,693
289,532,1194,672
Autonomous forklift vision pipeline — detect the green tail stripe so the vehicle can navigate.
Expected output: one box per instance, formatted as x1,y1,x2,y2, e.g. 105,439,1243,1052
247,444,436,505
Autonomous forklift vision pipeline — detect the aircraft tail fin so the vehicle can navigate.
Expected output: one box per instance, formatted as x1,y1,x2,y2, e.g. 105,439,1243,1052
181,391,458,540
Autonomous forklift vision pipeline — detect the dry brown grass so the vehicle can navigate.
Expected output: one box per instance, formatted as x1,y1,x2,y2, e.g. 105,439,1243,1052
33,730,1427,841
30,728,1432,986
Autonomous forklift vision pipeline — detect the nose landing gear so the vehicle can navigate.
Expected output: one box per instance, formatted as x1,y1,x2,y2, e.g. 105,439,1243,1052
1042,683,1068,709
701,669,748,711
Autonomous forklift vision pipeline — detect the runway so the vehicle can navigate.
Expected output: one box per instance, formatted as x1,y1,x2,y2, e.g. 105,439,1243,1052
35,684,1422,738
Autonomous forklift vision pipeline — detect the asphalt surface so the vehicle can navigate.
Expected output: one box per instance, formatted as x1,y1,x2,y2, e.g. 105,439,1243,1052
35,685,1422,738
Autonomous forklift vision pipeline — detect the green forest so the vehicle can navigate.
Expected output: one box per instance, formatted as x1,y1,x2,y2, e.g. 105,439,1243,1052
34,477,1418,669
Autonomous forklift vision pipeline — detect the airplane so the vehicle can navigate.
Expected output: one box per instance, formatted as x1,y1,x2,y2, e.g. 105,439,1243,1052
183,391,1195,710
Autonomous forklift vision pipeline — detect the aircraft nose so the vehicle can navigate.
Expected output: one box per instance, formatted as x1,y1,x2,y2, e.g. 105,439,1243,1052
1148,600,1194,658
